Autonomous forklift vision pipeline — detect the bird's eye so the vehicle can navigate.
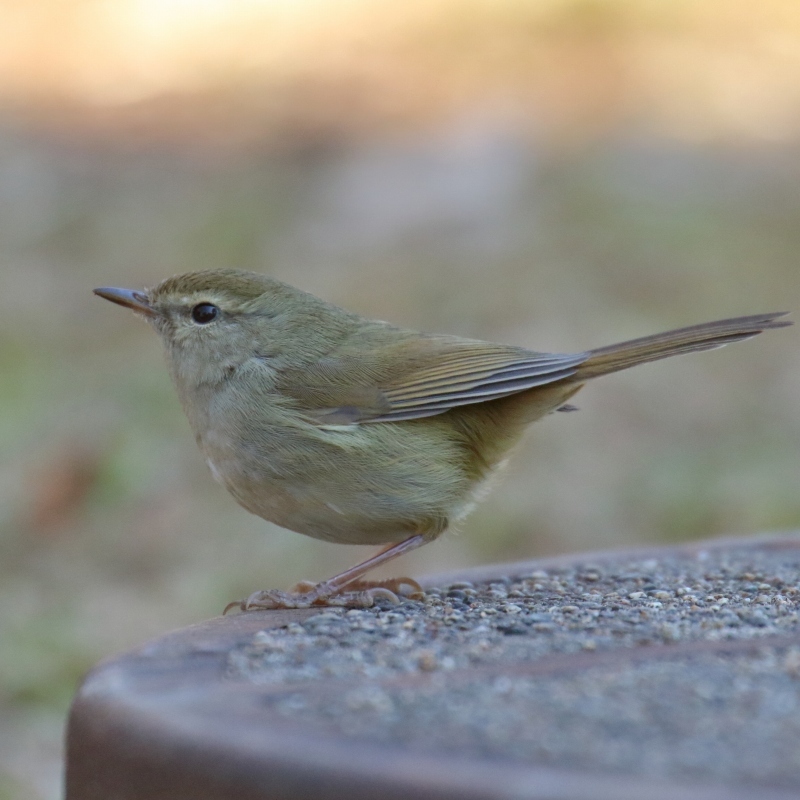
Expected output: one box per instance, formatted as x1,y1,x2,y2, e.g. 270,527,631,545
191,303,218,324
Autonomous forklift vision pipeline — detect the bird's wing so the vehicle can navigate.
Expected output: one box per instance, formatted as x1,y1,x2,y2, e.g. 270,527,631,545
373,346,587,422
278,334,587,425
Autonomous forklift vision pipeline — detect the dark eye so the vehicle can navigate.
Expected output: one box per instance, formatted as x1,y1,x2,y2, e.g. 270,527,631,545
191,303,218,324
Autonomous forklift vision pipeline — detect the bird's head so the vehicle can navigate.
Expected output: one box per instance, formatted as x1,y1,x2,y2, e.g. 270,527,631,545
95,269,353,387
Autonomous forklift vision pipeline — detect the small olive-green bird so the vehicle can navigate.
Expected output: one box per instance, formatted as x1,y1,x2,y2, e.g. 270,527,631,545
95,270,791,610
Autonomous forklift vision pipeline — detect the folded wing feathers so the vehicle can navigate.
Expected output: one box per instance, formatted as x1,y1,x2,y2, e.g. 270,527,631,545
367,351,587,422
385,352,586,401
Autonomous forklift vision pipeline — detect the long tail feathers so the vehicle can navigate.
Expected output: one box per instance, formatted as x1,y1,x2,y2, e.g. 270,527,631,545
574,312,792,381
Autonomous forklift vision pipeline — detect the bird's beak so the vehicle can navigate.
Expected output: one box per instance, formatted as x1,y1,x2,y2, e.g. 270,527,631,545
93,287,156,317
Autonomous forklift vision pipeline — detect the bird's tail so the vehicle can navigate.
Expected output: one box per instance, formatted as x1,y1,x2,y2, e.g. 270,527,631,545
573,312,791,381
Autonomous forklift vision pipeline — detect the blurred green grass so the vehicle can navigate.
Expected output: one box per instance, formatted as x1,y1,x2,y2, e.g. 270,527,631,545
1,127,799,797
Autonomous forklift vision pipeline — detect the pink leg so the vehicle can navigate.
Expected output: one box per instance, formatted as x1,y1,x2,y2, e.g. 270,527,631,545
225,534,428,612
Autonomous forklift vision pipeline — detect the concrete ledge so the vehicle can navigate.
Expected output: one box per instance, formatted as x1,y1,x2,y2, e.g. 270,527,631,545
67,533,800,800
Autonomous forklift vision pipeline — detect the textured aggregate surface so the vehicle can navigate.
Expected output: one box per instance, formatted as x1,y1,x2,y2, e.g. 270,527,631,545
227,544,800,786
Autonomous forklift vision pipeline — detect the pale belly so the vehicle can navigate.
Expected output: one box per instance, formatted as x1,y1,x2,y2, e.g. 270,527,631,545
198,418,470,545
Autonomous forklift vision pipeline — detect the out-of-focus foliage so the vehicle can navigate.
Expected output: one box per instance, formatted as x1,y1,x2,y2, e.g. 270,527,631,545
1,2,800,798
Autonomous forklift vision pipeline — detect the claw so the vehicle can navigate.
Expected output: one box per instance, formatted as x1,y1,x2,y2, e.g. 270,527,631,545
223,598,245,615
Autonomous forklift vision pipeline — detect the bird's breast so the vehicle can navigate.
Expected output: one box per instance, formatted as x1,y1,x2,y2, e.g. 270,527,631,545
193,405,482,544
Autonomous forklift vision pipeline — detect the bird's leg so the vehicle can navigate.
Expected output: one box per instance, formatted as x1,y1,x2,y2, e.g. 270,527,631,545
225,534,427,612
305,540,424,597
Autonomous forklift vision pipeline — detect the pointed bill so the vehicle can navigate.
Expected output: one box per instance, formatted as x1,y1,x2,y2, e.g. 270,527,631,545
93,287,155,317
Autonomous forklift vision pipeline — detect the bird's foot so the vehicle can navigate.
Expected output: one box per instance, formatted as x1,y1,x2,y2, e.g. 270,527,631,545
223,576,424,613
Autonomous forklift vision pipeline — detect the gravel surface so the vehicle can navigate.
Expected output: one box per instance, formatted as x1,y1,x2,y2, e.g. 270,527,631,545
226,544,800,787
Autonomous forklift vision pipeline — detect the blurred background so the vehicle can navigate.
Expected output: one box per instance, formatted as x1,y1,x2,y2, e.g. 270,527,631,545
1,1,800,797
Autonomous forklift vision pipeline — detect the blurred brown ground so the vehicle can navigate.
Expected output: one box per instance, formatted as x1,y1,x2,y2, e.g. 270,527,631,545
1,2,800,798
